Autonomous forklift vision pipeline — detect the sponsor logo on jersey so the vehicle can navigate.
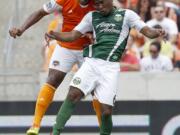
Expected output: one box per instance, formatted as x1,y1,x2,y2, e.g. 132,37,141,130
73,77,81,85
96,22,120,34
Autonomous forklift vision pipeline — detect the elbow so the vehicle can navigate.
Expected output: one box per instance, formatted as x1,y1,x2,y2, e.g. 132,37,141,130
36,9,48,18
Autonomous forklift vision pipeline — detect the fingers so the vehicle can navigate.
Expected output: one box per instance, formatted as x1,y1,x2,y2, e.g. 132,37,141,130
157,29,166,37
45,31,56,39
44,31,56,46
9,28,22,38
45,33,51,46
9,28,17,38
85,32,94,44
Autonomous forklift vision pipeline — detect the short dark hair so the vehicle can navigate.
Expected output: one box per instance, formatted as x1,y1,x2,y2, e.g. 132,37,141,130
153,24,162,29
150,41,161,52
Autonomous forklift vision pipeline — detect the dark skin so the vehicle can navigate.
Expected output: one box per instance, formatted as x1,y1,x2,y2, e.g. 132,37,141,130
8,0,97,130
8,0,92,88
45,0,166,119
9,5,64,89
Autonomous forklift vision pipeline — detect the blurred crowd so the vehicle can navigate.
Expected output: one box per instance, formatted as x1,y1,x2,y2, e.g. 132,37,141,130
42,0,180,72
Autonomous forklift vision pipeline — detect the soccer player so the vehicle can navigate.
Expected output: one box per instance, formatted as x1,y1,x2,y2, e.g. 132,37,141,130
45,0,165,134
9,0,102,135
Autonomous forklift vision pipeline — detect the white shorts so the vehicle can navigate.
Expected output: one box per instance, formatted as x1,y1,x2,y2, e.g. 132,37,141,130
70,57,120,106
49,45,84,73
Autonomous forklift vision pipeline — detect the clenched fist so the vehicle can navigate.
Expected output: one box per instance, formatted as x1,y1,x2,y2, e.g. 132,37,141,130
155,29,166,37
9,28,23,38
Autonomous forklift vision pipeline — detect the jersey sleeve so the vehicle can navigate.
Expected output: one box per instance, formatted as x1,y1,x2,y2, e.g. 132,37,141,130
74,12,93,34
126,10,147,31
43,0,62,14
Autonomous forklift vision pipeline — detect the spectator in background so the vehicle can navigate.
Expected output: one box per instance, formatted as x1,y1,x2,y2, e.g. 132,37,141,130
114,0,138,9
120,50,140,72
156,0,179,30
140,41,173,72
143,24,174,60
136,0,155,22
146,5,178,44
125,36,141,59
129,0,155,57
120,36,140,72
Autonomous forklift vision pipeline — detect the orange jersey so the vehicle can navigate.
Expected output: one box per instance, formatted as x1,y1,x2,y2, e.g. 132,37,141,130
48,19,59,32
55,0,95,50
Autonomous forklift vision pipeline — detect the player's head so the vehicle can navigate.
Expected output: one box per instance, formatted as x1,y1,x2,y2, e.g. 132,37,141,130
94,0,113,16
79,0,90,6
149,41,161,59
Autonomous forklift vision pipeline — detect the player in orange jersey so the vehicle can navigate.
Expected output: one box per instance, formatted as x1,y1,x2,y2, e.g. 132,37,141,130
9,0,101,135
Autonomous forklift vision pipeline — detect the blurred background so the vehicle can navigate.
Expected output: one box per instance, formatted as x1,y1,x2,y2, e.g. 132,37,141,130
0,0,180,135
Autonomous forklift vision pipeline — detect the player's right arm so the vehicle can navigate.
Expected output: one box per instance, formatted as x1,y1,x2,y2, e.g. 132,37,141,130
9,0,62,38
45,12,93,42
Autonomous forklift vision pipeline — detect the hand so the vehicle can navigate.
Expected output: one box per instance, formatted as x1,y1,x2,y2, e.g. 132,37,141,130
9,27,23,38
45,31,56,46
156,29,166,37
85,32,94,44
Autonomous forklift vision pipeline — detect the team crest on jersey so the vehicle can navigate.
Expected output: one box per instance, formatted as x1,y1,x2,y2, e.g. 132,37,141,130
114,14,122,22
53,60,60,66
73,77,81,85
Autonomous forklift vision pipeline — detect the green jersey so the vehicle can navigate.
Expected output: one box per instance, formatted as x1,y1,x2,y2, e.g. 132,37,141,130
74,8,146,62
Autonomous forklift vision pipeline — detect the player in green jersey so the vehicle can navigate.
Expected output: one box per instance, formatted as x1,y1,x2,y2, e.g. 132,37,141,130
45,0,165,134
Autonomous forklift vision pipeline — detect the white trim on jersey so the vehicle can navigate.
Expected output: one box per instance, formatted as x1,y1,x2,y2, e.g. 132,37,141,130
126,9,147,32
43,0,62,14
107,9,147,61
74,12,93,34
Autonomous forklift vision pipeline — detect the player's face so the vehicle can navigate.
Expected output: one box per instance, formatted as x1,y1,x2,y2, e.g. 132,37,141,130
149,45,159,59
94,0,113,16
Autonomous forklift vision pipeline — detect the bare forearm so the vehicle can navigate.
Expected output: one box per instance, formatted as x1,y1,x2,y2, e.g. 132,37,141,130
46,30,82,42
140,26,165,39
50,32,76,42
20,9,48,33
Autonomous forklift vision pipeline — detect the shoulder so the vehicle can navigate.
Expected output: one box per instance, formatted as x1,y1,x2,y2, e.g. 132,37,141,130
123,9,137,16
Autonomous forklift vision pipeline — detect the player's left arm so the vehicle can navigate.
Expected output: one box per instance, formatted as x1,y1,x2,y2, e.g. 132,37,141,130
140,26,165,39
127,10,165,39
